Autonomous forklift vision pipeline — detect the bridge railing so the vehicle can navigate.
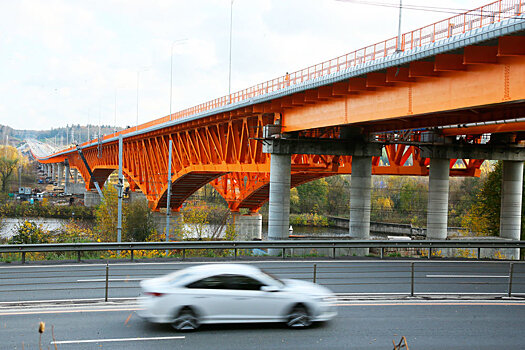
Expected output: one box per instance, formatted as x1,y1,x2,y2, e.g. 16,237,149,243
42,0,524,159
0,239,523,264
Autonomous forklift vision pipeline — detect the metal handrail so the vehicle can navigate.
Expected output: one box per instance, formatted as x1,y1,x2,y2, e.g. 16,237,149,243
1,239,524,254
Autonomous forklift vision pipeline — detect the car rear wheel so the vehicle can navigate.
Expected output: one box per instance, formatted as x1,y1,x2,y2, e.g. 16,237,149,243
171,307,199,331
286,305,312,328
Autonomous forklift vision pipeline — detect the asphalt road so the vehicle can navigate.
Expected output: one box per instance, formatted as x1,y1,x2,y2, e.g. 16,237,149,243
2,299,525,350
1,260,524,303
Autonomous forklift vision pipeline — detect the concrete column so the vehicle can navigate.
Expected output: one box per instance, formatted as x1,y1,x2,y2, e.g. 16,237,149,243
84,190,101,207
349,156,372,255
427,158,450,240
64,162,70,194
57,163,64,187
233,212,263,240
46,164,51,178
52,164,57,182
129,190,148,203
73,168,78,183
500,160,523,260
267,153,292,251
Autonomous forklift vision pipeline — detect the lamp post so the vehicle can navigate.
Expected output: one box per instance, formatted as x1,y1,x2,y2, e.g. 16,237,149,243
396,0,403,51
228,0,234,101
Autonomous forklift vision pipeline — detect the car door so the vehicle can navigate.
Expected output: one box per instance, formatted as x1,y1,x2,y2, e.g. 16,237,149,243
185,275,235,323
221,274,291,322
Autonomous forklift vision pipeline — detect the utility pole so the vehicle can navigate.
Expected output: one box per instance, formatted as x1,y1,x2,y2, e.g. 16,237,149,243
165,139,173,255
117,135,123,243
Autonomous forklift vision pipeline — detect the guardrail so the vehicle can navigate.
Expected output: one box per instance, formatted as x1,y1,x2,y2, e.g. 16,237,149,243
0,240,523,263
0,261,523,303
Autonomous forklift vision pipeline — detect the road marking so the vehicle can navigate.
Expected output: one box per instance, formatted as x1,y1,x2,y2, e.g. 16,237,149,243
0,307,140,316
51,336,185,345
426,274,508,278
337,302,525,306
76,278,143,282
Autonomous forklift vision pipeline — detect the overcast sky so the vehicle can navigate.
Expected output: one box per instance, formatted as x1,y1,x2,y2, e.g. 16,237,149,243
1,0,484,132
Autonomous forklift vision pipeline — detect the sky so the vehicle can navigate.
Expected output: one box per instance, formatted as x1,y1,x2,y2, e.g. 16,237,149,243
0,0,485,133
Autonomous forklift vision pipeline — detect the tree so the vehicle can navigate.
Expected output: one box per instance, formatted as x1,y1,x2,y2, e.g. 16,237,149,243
94,185,118,241
462,161,503,236
0,145,26,192
294,178,329,214
124,198,156,241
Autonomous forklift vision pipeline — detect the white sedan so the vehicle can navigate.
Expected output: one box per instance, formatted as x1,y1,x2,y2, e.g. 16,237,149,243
138,263,337,331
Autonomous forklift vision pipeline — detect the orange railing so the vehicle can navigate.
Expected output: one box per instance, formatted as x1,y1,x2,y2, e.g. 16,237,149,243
55,0,522,158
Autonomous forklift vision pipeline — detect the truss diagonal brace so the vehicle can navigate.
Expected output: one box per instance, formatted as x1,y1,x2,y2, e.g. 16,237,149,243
75,144,105,201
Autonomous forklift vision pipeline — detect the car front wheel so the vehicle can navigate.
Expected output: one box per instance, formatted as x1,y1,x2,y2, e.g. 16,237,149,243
171,307,199,331
286,305,312,328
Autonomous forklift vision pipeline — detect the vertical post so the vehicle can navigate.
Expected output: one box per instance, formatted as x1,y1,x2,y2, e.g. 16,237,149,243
508,262,514,297
428,248,432,259
282,248,286,259
477,247,481,260
332,246,336,259
380,247,384,259
165,140,173,256
313,264,317,283
234,248,237,260
130,250,134,262
77,251,81,263
105,263,109,302
117,135,123,244
396,0,403,51
410,262,415,297
182,249,186,260
21,252,26,264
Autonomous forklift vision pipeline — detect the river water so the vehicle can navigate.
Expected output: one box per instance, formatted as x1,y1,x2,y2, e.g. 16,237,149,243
0,218,350,240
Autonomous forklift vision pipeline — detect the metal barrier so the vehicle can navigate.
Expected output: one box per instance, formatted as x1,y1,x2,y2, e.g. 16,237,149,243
0,260,523,304
0,239,523,264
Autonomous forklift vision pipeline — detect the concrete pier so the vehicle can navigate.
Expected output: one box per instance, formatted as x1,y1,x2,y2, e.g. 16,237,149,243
500,160,523,260
64,162,70,194
349,156,372,255
427,158,450,240
84,190,101,207
233,212,263,240
57,163,64,187
267,153,292,242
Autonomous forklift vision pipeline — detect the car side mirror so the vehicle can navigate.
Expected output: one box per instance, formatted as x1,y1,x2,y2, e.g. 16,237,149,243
261,285,280,292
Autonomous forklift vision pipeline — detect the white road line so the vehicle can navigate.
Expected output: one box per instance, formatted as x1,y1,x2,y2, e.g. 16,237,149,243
76,278,143,282
426,274,508,278
51,336,185,345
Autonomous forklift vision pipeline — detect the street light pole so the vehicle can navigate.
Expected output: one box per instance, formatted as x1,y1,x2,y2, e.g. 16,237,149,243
397,0,403,51
228,0,234,101
136,71,140,131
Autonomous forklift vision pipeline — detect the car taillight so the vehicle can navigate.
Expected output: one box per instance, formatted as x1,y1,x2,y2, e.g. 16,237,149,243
145,292,164,297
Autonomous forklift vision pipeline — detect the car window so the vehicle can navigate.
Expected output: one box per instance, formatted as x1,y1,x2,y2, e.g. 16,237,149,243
225,274,265,291
186,275,228,289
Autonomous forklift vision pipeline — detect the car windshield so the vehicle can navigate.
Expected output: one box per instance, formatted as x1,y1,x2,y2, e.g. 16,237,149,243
164,271,193,285
260,269,285,287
